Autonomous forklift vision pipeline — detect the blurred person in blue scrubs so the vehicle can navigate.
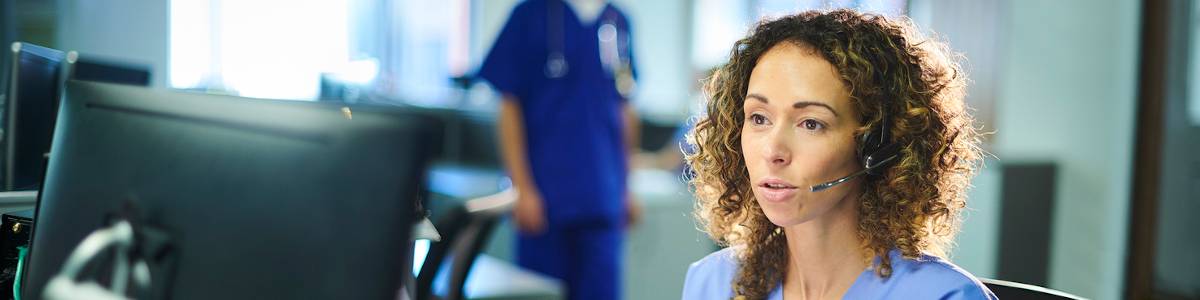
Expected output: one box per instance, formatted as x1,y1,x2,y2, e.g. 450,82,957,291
477,0,640,299
681,10,995,299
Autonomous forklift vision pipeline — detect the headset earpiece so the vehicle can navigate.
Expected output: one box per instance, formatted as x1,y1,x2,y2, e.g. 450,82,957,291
863,142,899,175
858,126,885,159
811,105,903,192
858,112,899,176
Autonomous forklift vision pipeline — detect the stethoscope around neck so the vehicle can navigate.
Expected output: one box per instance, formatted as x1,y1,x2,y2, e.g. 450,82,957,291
543,1,629,81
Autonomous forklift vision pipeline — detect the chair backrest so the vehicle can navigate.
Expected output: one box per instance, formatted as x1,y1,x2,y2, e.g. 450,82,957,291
416,189,514,300
415,204,467,300
980,278,1086,300
443,190,514,300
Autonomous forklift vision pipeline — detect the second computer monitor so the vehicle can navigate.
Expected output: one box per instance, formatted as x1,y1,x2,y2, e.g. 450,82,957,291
2,42,65,191
64,51,150,86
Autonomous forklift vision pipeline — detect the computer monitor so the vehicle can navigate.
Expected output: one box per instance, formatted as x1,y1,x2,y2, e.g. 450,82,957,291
2,42,65,191
64,51,151,86
23,80,437,299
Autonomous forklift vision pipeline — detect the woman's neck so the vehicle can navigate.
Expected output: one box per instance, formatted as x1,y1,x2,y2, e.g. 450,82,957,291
780,191,868,299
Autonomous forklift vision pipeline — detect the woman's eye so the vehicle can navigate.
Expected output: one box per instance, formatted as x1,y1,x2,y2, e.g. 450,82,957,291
800,119,824,131
749,114,768,125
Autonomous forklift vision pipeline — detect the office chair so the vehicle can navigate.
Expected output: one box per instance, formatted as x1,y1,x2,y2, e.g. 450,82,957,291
416,189,515,300
980,278,1085,300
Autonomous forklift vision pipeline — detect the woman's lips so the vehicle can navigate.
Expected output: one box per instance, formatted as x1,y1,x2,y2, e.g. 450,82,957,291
756,178,799,203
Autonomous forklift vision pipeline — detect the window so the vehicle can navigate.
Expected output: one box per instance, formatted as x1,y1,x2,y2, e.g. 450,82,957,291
170,0,470,103
170,0,353,100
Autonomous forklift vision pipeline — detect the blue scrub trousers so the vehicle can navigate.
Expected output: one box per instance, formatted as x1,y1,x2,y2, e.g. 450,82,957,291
517,221,623,300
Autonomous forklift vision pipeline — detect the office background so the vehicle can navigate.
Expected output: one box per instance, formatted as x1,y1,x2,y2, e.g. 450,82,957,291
1,0,1197,299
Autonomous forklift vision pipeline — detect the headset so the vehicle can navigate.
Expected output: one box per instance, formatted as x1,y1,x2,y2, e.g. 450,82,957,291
810,108,901,192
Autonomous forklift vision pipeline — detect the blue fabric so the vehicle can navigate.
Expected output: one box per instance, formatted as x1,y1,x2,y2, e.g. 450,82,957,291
478,0,638,225
681,247,997,299
517,221,623,300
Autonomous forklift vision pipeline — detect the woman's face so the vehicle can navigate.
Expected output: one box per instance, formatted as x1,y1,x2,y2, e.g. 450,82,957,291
741,42,863,227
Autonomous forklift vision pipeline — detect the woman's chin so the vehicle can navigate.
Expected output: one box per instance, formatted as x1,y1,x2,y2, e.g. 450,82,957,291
760,202,809,227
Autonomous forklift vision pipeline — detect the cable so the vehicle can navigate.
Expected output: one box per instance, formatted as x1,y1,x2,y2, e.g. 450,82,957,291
14,246,27,300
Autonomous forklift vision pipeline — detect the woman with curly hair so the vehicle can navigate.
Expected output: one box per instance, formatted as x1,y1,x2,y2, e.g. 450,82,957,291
680,9,994,299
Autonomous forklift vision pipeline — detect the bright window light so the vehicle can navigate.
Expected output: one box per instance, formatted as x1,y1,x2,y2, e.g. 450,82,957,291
330,58,379,86
170,0,349,100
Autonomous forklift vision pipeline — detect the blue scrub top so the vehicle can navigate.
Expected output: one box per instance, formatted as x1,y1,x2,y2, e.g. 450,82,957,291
682,247,997,299
478,0,638,225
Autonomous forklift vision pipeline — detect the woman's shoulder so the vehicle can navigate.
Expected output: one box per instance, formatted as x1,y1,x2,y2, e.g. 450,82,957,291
849,250,997,299
681,247,740,299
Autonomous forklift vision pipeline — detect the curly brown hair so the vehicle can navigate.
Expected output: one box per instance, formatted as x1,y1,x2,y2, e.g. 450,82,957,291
685,9,981,299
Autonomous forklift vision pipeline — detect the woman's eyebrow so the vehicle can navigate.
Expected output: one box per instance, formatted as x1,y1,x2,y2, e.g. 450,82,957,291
793,101,838,117
747,93,839,117
747,93,770,104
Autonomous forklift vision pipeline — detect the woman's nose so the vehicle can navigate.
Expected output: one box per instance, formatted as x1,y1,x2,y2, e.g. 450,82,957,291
761,132,791,167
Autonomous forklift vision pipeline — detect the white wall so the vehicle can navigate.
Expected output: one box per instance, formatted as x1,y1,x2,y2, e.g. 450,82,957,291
952,162,1000,279
916,1,1141,299
55,0,169,88
908,0,1005,280
470,0,522,75
992,1,1140,299
612,0,693,121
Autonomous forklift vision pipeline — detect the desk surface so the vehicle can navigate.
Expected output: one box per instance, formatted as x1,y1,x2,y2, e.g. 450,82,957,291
0,190,37,214
455,255,563,300
417,245,563,300
427,164,508,200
